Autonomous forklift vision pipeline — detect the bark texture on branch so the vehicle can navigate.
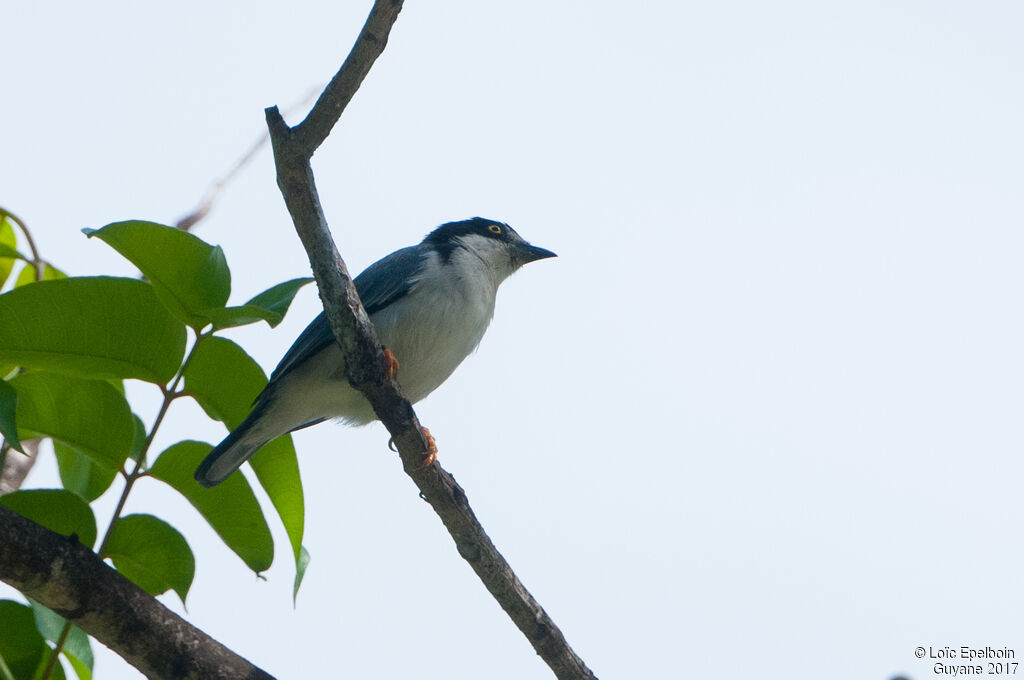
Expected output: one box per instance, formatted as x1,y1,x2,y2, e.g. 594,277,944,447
0,505,275,680
265,2,597,678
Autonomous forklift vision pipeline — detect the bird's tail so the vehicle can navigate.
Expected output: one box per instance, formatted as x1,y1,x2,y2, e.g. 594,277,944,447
194,410,272,488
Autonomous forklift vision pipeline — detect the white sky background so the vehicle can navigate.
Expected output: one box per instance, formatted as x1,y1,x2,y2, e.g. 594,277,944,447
3,1,1024,678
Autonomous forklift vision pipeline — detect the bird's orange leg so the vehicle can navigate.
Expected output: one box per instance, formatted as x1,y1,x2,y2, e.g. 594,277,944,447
420,427,437,467
383,348,400,378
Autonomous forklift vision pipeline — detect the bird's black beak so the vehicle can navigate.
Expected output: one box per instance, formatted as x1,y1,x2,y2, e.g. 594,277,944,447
516,243,557,265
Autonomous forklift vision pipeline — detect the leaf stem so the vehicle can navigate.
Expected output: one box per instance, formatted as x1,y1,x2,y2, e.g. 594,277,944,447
96,329,205,557
39,329,208,678
38,619,73,680
0,207,45,281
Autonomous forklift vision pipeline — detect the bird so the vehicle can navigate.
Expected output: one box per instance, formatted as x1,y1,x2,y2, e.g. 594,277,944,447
194,217,556,487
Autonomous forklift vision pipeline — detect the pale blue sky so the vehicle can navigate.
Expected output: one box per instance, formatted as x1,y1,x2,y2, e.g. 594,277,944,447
4,1,1024,678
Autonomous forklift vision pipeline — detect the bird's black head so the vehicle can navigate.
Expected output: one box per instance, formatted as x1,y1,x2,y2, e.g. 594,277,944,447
422,217,556,267
424,217,518,250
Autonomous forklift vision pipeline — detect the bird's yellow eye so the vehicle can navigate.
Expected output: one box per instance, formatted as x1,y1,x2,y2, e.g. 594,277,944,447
488,224,502,234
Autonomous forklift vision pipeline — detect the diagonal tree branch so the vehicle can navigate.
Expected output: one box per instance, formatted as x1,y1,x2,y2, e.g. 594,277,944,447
265,2,598,679
0,505,275,680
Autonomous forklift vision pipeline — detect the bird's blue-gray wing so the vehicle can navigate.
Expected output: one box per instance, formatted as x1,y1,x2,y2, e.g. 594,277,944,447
356,245,424,316
267,245,424,383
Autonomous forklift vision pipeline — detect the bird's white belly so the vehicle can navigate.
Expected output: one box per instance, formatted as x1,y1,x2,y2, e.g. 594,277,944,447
272,274,496,429
373,279,495,403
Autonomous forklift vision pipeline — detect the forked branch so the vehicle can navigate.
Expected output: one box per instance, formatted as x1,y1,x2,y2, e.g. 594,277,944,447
264,1,597,678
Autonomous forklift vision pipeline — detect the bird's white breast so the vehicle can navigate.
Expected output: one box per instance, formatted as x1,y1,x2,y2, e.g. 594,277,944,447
371,248,499,403
266,243,510,430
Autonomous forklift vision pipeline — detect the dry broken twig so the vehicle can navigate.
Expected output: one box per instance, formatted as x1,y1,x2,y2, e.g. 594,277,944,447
174,88,319,232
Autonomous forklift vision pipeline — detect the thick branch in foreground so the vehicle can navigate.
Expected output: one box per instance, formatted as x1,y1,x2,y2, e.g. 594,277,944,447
265,2,597,679
0,505,274,680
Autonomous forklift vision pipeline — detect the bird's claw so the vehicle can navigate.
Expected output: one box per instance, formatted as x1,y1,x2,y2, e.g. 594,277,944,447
420,427,437,467
383,348,399,378
389,429,436,467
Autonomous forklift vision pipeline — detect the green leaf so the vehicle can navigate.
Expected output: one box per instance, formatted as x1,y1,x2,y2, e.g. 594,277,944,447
54,442,118,502
207,277,314,330
182,337,305,571
245,278,314,321
9,372,134,470
0,379,23,453
292,545,310,606
0,600,48,680
64,655,90,680
0,244,25,261
29,600,93,680
0,276,186,383
0,489,97,548
149,441,273,573
0,218,18,288
84,221,230,330
128,414,147,463
201,306,268,331
14,262,66,288
103,514,195,604
183,337,265,428
250,436,304,565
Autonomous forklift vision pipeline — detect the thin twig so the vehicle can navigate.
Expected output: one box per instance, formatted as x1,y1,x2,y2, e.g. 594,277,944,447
38,620,72,680
174,88,320,232
0,208,41,264
36,329,211,678
265,2,597,678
